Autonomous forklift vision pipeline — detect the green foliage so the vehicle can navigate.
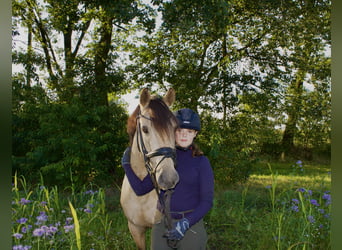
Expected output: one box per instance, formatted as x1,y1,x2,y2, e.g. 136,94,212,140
12,0,331,186
124,0,330,160
12,174,137,249
12,91,128,187
12,161,331,249
206,162,331,249
197,113,255,185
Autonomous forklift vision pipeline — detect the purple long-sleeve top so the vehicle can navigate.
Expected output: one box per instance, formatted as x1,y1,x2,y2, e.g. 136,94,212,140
122,148,214,227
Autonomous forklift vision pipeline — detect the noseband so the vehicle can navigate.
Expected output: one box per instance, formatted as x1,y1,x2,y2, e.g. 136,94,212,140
136,112,177,191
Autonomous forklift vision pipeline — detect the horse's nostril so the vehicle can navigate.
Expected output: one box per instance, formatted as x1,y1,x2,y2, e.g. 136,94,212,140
158,173,179,190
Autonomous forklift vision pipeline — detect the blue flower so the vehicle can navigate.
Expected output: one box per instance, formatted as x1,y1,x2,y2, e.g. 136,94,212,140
13,233,23,239
310,199,320,206
65,217,73,225
19,198,31,205
12,245,32,250
297,188,306,193
33,228,45,237
323,193,331,201
292,198,299,204
40,201,47,206
17,217,28,224
84,208,92,213
21,225,32,234
291,205,299,212
36,212,48,225
64,224,74,233
307,215,315,223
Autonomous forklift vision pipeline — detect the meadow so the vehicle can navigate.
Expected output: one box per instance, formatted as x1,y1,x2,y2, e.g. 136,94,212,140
12,160,331,250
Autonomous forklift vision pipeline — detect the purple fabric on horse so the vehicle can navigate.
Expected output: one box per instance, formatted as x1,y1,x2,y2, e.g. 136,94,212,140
122,147,214,227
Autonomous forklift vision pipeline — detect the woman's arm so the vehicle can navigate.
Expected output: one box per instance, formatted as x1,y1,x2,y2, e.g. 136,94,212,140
186,156,214,226
122,148,154,196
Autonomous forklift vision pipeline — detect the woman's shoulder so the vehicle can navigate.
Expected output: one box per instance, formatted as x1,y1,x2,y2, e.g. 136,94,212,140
194,154,211,167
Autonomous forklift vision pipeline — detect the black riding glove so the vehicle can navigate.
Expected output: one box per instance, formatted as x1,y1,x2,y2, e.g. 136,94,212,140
164,218,190,241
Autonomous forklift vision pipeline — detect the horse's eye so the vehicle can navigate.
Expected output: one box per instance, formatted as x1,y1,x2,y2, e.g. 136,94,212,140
142,126,149,134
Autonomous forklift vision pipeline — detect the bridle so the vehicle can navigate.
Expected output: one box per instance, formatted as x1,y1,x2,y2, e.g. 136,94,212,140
136,112,177,193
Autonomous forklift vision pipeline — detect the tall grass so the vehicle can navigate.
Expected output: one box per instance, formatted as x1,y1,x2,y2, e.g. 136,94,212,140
12,172,136,250
207,160,331,249
12,160,330,249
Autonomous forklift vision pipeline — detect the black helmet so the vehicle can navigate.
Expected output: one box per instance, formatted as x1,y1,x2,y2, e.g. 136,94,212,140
175,108,201,131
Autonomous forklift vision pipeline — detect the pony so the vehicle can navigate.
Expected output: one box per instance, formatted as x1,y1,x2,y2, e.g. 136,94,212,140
120,88,179,250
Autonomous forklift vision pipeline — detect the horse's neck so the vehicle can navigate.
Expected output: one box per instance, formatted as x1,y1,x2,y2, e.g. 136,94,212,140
130,148,149,180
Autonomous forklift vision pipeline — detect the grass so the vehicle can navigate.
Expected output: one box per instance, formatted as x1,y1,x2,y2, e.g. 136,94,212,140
12,160,331,250
206,160,331,250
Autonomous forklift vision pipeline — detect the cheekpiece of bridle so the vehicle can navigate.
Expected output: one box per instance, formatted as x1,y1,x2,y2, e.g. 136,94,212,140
136,112,177,191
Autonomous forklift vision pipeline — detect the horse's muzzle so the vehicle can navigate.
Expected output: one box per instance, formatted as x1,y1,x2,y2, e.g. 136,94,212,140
158,170,179,190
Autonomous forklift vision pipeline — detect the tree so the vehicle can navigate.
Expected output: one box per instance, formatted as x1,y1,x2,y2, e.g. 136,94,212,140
125,0,330,163
12,0,156,186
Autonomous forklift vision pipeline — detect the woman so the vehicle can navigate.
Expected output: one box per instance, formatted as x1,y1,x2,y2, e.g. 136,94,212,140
121,108,214,249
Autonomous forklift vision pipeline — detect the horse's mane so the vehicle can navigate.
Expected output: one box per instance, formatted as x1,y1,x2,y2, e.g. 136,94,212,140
127,97,177,146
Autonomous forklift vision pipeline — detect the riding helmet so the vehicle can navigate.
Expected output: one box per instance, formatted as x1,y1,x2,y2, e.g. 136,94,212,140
175,108,201,131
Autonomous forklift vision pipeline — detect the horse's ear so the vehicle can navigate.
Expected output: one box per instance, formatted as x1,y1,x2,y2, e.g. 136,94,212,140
163,88,175,107
140,88,151,108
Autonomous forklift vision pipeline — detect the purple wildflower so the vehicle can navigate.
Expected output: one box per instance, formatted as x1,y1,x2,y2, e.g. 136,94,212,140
297,188,306,193
65,217,73,225
310,199,320,206
41,225,58,236
12,245,32,250
40,201,47,206
291,205,299,212
323,193,331,206
36,211,48,224
292,198,299,204
84,208,92,213
21,225,32,234
33,228,45,237
19,198,31,205
307,215,315,223
13,233,23,239
319,209,325,214
64,224,74,233
17,217,28,224
85,190,98,195
265,185,271,189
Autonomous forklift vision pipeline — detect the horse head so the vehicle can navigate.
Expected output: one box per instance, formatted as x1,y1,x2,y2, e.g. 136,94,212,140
128,88,179,190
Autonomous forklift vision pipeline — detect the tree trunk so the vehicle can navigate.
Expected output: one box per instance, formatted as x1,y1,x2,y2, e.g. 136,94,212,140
280,70,304,159
94,16,113,107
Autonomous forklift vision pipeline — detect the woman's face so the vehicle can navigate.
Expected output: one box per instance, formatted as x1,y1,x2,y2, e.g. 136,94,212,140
175,128,197,148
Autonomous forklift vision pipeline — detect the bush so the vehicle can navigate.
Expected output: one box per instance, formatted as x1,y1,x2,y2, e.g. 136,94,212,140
12,97,128,188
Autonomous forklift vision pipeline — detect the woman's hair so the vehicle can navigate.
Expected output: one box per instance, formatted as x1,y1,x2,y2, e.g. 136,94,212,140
192,143,204,157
